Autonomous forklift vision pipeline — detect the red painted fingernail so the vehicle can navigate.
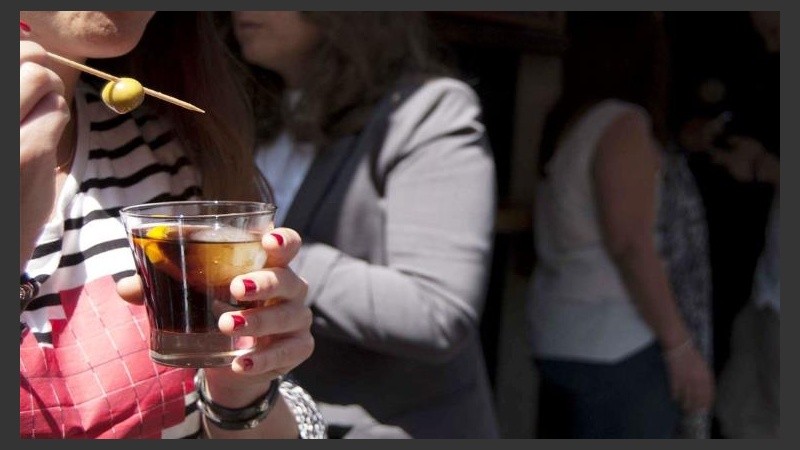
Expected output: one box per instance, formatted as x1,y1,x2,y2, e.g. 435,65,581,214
242,278,257,293
20,20,31,32
241,358,254,371
232,315,246,330
270,232,284,247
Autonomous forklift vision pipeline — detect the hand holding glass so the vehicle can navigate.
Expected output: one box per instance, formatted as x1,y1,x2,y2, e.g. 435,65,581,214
120,201,276,368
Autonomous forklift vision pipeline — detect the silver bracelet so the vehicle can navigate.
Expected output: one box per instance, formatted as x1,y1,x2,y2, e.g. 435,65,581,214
279,378,328,439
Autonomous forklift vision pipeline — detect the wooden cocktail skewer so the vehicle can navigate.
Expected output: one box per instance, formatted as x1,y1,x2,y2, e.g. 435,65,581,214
46,51,206,114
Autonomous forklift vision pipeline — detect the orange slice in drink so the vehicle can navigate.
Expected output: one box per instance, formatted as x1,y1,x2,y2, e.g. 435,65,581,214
143,225,169,263
140,225,185,282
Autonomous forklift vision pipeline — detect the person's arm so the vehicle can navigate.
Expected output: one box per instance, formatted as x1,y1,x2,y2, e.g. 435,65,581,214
292,79,497,363
201,382,301,439
117,228,324,439
593,109,714,413
755,149,779,185
20,40,70,272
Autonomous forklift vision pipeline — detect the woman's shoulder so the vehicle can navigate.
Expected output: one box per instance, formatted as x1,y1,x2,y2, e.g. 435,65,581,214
379,75,487,161
550,99,652,168
385,76,479,115
410,76,480,104
568,98,651,145
386,76,484,135
594,100,658,163
390,76,482,125
588,98,650,124
418,76,478,93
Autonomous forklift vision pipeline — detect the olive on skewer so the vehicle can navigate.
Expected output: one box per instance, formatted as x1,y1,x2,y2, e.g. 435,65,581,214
101,77,145,114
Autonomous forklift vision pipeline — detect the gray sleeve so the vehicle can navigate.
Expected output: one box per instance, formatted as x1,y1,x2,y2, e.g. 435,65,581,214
291,79,497,363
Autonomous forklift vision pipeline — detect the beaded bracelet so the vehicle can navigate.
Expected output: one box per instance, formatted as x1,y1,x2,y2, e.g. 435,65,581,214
279,378,328,439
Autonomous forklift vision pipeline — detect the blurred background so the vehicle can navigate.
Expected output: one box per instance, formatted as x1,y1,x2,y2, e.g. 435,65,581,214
423,11,779,438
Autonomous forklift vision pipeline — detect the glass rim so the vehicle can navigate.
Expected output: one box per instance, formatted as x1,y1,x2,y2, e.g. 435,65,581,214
119,200,277,220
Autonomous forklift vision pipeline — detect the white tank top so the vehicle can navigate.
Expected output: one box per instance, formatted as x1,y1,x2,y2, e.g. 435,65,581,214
526,99,659,362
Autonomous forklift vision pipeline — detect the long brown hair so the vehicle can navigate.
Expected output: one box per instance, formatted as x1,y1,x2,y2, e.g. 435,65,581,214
223,12,455,147
91,12,263,201
539,12,670,177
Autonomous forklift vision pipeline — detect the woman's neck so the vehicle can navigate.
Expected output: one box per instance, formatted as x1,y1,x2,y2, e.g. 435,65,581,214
55,99,78,174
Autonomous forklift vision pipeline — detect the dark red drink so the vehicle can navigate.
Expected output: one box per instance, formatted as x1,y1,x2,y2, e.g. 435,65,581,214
129,223,267,367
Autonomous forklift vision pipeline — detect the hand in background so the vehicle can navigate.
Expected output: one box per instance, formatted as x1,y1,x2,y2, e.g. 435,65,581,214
664,342,715,414
678,117,721,153
708,135,768,183
755,150,779,186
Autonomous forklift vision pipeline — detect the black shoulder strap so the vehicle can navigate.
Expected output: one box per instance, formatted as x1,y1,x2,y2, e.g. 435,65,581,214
282,80,423,233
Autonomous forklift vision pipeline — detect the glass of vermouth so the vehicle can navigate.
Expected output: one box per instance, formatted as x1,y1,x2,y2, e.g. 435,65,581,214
120,200,276,368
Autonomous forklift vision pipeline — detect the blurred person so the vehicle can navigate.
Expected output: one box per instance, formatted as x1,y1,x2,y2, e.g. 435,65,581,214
226,11,500,438
666,11,779,384
20,11,324,439
713,13,779,437
715,176,779,438
656,139,714,438
525,12,714,438
667,11,779,437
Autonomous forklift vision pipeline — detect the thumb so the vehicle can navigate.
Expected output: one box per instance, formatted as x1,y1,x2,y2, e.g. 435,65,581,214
116,274,145,305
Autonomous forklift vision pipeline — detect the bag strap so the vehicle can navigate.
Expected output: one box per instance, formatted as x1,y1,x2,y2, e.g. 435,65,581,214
282,79,424,233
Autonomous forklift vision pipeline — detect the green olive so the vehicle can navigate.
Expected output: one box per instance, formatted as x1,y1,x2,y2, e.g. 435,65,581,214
101,77,145,114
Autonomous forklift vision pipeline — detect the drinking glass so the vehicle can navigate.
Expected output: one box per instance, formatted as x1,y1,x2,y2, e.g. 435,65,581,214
120,200,276,368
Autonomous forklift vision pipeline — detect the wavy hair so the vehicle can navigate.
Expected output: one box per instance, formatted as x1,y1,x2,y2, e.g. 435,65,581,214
222,12,455,147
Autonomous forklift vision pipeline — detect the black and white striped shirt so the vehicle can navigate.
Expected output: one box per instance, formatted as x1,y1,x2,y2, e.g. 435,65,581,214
21,81,203,439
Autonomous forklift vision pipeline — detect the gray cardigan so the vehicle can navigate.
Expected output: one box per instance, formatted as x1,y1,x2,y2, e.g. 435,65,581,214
286,78,499,438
